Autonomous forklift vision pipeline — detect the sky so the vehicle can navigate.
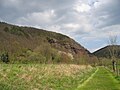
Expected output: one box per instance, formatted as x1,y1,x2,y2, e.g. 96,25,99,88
0,0,120,52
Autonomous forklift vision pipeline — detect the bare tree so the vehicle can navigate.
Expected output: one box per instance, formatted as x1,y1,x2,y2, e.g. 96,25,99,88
108,35,118,72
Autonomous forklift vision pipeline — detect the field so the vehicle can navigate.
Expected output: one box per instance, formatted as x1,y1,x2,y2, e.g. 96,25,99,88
0,64,120,90
77,67,120,90
0,64,95,90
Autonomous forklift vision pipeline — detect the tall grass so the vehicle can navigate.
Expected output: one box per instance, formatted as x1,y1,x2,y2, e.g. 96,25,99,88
0,64,95,90
79,67,120,90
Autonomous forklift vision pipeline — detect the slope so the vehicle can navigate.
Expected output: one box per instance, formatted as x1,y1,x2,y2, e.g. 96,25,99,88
93,45,120,58
0,22,94,64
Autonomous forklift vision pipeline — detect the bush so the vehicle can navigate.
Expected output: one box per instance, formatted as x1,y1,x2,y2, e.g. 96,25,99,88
1,53,9,63
4,27,9,32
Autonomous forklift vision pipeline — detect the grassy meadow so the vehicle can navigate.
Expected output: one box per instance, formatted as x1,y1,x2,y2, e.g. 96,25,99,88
78,67,120,90
0,64,96,90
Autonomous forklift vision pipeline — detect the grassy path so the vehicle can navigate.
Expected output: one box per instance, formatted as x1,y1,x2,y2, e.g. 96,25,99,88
77,67,120,90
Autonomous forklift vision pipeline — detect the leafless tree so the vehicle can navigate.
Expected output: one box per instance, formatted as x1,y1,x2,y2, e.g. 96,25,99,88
108,35,118,73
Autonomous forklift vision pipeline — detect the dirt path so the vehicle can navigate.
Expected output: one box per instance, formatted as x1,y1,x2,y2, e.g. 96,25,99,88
76,67,120,90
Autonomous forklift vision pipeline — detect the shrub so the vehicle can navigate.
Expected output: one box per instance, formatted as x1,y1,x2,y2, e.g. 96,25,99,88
4,27,9,32
1,52,9,63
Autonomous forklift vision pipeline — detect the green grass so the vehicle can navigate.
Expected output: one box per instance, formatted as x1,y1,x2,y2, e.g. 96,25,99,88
77,67,120,90
0,64,95,90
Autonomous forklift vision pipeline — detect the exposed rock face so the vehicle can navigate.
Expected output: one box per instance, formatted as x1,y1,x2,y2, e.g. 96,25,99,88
47,37,88,56
58,51,74,60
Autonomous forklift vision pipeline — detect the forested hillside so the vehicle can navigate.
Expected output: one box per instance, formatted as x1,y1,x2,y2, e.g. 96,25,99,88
93,45,120,58
0,22,97,64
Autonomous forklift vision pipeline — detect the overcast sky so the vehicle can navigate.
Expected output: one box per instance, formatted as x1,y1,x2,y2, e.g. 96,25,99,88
0,0,120,52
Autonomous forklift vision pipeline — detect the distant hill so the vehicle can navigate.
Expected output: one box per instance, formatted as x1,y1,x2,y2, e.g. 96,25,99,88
93,45,120,58
0,22,95,64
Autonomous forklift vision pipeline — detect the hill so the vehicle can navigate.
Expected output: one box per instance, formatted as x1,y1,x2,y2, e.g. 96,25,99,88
93,45,120,58
0,22,95,64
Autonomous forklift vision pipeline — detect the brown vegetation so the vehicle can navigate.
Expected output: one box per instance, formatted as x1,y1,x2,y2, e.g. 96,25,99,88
0,22,97,64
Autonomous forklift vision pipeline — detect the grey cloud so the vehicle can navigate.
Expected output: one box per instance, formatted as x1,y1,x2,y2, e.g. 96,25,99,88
93,0,120,28
0,0,120,51
0,0,75,23
0,0,119,36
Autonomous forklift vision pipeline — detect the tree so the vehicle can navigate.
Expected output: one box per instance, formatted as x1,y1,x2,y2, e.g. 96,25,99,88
108,35,118,72
4,27,9,32
1,52,9,63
